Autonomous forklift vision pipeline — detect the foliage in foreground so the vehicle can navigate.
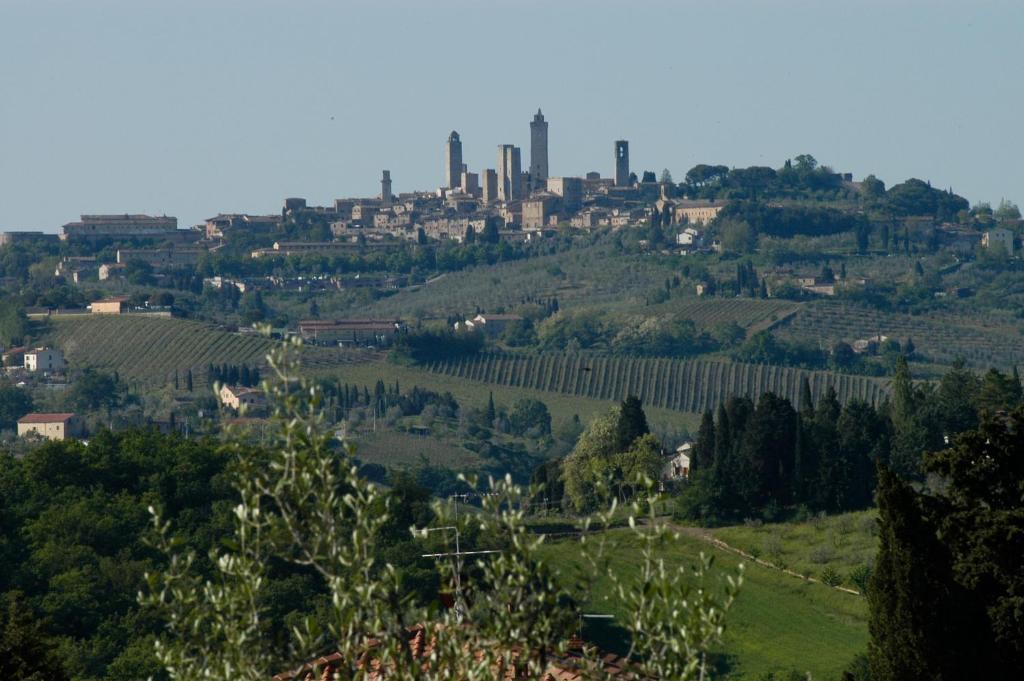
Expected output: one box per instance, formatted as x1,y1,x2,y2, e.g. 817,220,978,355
869,408,1024,680
143,337,743,680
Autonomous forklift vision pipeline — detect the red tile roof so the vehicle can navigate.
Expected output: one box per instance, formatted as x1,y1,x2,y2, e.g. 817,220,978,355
18,412,77,424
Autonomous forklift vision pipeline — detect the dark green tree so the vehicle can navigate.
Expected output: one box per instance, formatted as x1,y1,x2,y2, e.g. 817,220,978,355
869,463,986,680
736,392,796,511
692,410,715,473
0,384,33,431
0,591,70,681
922,409,1024,673
615,395,649,452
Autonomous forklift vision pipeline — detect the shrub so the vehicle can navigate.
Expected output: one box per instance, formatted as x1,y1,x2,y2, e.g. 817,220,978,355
820,566,843,587
849,563,873,594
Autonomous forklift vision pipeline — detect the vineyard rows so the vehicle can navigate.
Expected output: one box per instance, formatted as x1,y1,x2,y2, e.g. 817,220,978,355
651,298,799,332
50,316,361,387
425,352,889,413
776,301,1024,369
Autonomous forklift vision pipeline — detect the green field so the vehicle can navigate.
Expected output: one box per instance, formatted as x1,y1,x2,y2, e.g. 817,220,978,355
711,511,878,588
541,528,868,680
347,429,484,470
423,353,890,412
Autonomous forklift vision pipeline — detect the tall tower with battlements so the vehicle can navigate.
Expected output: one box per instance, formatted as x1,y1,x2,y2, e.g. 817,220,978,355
529,109,549,192
445,131,463,190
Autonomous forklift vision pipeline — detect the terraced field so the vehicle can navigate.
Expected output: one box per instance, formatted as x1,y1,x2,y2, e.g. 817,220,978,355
645,297,799,334
49,315,363,387
775,301,1024,369
424,353,889,412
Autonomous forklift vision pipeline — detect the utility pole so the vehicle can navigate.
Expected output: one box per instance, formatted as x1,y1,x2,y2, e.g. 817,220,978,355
418,493,500,622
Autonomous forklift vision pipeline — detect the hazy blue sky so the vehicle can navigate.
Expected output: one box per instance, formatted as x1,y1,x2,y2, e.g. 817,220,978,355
1,0,1021,231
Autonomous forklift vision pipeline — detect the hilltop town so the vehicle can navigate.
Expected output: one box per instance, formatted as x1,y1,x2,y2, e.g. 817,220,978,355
4,0,1024,676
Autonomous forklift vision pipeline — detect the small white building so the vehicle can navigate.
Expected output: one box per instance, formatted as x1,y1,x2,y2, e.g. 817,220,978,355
662,442,692,481
219,385,265,412
676,226,701,247
982,228,1014,255
24,347,65,373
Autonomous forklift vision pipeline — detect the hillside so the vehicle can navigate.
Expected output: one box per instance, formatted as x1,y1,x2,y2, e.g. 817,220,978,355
423,352,890,412
541,527,868,679
47,315,365,387
775,300,1024,370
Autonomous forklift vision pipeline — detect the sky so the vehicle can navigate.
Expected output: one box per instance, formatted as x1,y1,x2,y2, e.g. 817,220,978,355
1,0,1021,231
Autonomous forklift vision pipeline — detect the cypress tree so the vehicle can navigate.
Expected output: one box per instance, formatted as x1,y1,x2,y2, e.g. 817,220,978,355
186,369,193,393
486,392,496,423
174,370,179,390
869,463,980,681
813,386,843,510
693,410,715,473
615,395,649,451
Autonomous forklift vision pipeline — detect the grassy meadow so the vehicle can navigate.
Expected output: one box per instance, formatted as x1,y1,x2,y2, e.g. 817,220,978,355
540,527,869,680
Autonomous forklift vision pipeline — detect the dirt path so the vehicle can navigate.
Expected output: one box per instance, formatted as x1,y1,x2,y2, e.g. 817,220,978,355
670,522,862,596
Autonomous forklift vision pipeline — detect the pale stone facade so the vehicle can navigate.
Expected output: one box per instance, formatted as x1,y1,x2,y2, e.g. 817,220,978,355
17,413,83,441
91,297,129,314
674,201,726,226
24,347,65,373
983,228,1014,254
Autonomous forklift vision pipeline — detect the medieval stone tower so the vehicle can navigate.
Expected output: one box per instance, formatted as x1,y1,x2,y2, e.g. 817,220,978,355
380,170,392,207
614,140,630,187
445,131,463,190
497,144,522,202
529,109,548,192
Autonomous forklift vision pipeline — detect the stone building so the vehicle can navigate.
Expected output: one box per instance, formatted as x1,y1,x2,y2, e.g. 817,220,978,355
614,140,630,187
445,131,463,190
529,109,549,192
381,170,393,207
674,200,726,226
61,214,178,240
17,413,83,441
497,145,522,202
460,170,479,197
522,193,560,230
546,177,582,212
203,214,278,240
90,296,129,314
24,347,65,373
481,169,498,204
982,227,1014,254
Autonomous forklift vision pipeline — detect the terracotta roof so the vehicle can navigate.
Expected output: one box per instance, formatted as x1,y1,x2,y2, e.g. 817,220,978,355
93,296,130,303
18,412,76,424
